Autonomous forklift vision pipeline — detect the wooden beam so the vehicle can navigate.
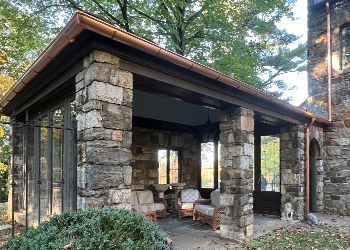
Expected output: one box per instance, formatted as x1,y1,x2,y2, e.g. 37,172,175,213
121,60,302,124
3,35,91,116
12,62,82,117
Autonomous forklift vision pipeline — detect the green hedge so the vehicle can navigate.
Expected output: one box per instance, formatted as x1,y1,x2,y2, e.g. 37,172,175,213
0,162,8,202
4,208,171,250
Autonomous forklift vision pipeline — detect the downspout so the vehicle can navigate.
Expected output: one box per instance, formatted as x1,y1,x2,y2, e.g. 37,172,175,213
326,1,332,122
305,118,315,218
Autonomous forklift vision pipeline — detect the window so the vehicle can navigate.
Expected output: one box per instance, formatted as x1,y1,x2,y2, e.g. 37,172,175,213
260,136,280,192
158,149,179,184
342,25,350,69
201,142,215,188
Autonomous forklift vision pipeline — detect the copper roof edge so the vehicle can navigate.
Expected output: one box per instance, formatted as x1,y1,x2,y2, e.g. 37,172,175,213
0,11,331,125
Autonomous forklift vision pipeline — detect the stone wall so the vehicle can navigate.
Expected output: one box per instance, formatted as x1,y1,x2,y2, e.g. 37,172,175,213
310,126,325,212
308,0,350,214
280,125,305,220
131,127,198,189
219,107,254,241
75,50,133,209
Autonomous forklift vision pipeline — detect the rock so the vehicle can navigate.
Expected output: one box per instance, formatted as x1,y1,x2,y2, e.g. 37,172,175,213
307,213,319,225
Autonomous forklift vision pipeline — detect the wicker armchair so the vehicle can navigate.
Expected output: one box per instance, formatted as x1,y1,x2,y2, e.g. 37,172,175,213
193,190,222,230
177,189,201,219
131,190,167,219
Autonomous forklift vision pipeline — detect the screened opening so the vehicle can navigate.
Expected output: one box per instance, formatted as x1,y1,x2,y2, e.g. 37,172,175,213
13,98,78,224
260,136,280,192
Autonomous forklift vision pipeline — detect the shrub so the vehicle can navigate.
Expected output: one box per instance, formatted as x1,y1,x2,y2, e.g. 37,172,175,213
4,208,171,250
0,202,8,222
0,162,8,202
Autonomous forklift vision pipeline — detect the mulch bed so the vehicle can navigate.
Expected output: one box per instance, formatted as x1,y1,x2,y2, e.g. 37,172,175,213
0,224,25,248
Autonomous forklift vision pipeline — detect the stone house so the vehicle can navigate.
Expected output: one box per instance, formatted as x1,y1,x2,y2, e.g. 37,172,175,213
307,0,350,214
0,1,348,240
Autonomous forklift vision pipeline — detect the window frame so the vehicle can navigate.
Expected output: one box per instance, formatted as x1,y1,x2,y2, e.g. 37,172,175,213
157,148,181,184
341,23,350,70
199,140,219,191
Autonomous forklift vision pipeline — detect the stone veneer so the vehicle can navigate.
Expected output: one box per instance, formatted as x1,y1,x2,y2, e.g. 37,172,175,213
308,0,350,214
75,50,133,209
131,127,198,189
309,126,325,212
280,125,305,220
219,107,254,241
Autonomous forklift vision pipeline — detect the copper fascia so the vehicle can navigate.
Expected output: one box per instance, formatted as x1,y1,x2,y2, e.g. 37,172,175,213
0,12,331,125
326,1,332,122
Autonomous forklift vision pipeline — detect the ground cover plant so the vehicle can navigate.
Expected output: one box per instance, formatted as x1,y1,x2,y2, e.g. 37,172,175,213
234,225,350,250
3,208,171,250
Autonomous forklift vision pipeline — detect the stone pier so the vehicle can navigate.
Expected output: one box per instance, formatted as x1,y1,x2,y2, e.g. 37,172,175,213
75,50,133,209
219,107,254,241
280,125,305,220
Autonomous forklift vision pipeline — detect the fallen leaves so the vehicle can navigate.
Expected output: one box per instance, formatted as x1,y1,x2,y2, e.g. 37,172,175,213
233,224,350,250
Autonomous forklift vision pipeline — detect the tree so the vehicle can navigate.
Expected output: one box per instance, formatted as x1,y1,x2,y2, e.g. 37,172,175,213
0,0,50,79
1,0,304,98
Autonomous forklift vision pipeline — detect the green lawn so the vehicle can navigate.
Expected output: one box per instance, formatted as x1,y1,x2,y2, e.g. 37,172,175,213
234,225,350,250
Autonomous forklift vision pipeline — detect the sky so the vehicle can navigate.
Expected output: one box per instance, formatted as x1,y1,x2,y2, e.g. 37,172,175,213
277,0,308,106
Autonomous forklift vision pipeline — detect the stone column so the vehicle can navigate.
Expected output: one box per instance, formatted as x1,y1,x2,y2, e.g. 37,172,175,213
75,50,133,209
280,125,305,220
220,107,254,241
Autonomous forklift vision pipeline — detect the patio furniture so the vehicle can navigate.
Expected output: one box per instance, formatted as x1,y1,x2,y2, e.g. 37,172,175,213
131,190,167,218
177,188,201,218
141,211,157,223
193,190,222,230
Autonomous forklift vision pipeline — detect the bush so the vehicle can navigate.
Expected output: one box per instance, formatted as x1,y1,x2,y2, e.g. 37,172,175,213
3,208,171,250
0,162,8,202
0,202,8,222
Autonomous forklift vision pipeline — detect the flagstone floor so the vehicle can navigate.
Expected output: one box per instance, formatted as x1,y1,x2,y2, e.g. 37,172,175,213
158,213,292,250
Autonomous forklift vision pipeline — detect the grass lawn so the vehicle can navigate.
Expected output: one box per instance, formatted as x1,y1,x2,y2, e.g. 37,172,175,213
234,225,350,250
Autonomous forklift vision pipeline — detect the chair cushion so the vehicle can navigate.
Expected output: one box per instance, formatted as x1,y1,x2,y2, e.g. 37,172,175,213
181,203,194,210
131,191,139,205
133,202,164,213
181,189,200,203
147,203,158,212
154,203,165,211
132,204,150,213
195,204,215,217
210,190,220,207
137,190,154,204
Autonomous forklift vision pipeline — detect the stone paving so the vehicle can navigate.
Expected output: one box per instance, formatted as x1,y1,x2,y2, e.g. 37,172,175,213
159,213,292,250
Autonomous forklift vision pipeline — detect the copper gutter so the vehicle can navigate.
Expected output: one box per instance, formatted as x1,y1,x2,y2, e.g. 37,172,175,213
305,117,315,218
326,1,332,122
0,12,331,125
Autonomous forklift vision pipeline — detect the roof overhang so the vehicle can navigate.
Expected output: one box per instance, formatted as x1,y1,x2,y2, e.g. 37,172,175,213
0,12,331,126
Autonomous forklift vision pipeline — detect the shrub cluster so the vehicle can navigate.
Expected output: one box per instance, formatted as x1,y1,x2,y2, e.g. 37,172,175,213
4,208,171,250
0,162,8,202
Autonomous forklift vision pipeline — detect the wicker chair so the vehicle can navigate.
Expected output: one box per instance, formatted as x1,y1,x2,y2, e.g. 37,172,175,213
177,189,201,219
193,190,222,230
131,190,167,219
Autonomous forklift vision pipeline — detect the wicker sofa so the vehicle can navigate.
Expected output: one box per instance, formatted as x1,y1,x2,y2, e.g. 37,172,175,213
177,189,201,218
131,190,167,219
193,190,222,230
